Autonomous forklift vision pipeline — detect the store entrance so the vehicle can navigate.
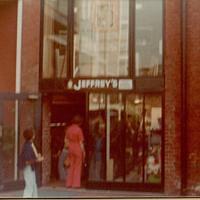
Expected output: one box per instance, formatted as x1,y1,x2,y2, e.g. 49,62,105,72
49,92,86,185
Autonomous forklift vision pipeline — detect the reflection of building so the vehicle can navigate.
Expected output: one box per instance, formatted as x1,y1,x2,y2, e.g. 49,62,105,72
0,0,200,196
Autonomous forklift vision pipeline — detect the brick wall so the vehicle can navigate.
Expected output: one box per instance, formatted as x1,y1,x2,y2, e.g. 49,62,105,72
21,0,40,93
164,0,182,195
186,0,200,195
42,100,51,185
0,0,17,92
164,0,200,195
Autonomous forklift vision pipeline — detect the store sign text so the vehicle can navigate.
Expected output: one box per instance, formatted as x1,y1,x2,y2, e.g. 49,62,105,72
67,79,133,91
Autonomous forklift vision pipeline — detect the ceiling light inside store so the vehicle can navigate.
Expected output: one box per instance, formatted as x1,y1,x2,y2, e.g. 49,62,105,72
74,7,78,13
134,99,142,104
92,96,98,103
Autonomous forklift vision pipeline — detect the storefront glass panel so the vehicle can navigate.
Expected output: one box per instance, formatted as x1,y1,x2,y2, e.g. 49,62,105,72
87,93,162,185
135,0,162,76
73,0,129,77
125,95,143,183
43,0,68,78
144,95,162,183
106,94,124,182
88,93,106,181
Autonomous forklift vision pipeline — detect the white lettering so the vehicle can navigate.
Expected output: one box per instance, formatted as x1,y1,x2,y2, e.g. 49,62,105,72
72,79,119,90
86,80,90,88
90,80,95,88
96,80,100,88
81,80,85,88
112,79,118,88
100,80,105,87
74,80,81,91
105,80,111,88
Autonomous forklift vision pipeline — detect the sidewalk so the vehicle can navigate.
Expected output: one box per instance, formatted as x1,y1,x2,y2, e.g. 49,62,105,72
0,186,164,199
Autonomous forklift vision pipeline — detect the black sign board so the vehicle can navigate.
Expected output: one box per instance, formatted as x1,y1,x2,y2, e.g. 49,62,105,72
66,79,133,91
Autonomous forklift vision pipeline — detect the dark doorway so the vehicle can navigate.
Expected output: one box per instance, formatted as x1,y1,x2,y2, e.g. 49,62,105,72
49,92,86,184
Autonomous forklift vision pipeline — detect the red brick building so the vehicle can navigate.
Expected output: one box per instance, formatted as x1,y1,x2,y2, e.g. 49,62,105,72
0,0,199,196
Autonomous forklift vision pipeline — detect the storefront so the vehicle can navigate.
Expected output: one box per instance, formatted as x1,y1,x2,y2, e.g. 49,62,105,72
40,0,164,191
1,0,200,195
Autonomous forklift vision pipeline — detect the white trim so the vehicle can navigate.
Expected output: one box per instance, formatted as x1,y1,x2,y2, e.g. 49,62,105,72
16,0,23,93
14,0,23,181
106,95,110,180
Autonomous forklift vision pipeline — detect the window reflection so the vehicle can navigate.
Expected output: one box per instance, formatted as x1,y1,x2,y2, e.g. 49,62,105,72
125,95,143,182
135,0,163,76
43,0,68,78
144,95,162,183
107,94,124,182
88,94,106,181
73,0,129,77
125,94,162,183
88,93,162,184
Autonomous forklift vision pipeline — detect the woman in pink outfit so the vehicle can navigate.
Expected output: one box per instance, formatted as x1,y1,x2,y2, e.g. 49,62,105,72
65,115,85,188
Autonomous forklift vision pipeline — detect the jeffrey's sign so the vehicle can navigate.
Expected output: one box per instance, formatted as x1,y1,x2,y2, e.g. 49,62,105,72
67,79,133,91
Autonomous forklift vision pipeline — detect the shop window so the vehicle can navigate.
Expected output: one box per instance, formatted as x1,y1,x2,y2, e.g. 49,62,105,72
73,0,130,78
125,94,162,183
88,93,163,184
106,94,124,182
144,95,162,183
125,95,143,183
135,0,163,77
42,0,68,79
88,93,106,181
41,0,163,91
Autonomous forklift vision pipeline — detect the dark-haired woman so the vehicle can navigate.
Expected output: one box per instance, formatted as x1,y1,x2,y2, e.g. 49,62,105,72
20,129,43,198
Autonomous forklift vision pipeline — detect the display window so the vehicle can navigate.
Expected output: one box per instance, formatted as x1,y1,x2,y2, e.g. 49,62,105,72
87,93,163,185
42,0,68,79
41,0,163,91
73,0,129,78
135,0,163,77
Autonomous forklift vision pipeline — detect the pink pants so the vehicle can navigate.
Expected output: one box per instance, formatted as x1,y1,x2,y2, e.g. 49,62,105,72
66,154,82,188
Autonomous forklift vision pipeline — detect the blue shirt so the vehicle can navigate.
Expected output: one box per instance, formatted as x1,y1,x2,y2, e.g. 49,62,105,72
19,141,36,171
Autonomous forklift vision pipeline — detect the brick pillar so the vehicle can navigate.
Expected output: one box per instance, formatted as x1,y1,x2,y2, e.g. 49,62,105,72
186,0,200,195
21,0,40,93
42,101,51,185
0,1,17,92
164,0,182,195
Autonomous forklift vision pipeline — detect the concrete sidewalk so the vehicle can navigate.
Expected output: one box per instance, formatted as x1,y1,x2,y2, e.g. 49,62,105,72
0,186,164,198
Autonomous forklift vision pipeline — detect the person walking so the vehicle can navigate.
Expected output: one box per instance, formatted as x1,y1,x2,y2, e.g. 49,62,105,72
19,129,44,198
58,140,68,181
65,115,85,188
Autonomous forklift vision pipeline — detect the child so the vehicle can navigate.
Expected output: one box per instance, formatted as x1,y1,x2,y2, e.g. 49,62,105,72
19,129,44,198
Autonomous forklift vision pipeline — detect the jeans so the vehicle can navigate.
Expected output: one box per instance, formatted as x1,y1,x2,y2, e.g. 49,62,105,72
23,165,38,198
58,148,68,181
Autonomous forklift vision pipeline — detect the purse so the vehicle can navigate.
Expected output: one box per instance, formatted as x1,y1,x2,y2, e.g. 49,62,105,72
64,157,70,168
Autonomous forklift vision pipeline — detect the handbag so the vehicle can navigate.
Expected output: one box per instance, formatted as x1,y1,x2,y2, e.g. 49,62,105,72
64,157,70,168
